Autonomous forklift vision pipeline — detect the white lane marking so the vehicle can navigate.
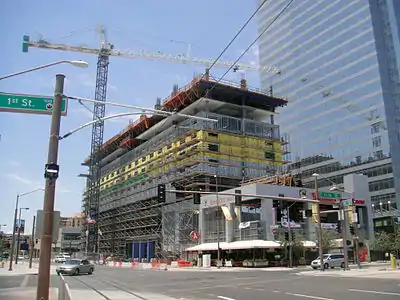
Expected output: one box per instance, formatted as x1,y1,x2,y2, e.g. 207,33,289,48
349,288,400,296
20,275,29,288
217,296,237,300
285,292,335,300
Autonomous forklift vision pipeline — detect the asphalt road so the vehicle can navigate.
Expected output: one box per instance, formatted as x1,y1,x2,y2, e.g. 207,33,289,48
61,267,400,300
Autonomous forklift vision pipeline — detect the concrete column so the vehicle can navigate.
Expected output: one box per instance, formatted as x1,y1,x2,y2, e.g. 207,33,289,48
261,198,274,240
226,203,235,242
343,174,374,241
199,208,205,244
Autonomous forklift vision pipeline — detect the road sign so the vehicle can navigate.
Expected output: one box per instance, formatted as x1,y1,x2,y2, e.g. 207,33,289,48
190,231,199,241
319,191,340,199
0,92,68,116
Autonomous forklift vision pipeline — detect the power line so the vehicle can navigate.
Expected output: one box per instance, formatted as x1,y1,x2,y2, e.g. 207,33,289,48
207,0,270,72
214,0,296,85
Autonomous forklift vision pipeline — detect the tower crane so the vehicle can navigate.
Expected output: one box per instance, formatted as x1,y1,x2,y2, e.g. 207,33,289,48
22,25,280,253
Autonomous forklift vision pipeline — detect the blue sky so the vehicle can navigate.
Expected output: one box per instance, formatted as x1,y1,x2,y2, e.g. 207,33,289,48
0,0,261,234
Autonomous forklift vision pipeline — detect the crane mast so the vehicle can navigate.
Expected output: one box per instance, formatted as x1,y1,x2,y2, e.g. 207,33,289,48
86,25,111,253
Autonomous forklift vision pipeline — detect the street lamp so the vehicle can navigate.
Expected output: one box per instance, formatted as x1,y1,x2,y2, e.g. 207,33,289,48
0,60,88,80
15,207,29,265
59,112,170,140
9,188,44,271
312,173,325,271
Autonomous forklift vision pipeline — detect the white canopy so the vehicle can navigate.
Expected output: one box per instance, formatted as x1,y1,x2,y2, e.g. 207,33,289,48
185,240,281,252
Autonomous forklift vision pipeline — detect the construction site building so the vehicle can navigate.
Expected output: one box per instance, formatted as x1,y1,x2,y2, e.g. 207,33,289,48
81,74,290,259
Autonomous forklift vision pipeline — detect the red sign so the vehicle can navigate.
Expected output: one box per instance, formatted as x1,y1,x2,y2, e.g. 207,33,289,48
190,231,200,241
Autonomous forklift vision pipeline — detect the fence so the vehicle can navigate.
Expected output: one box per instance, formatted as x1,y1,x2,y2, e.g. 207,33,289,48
58,274,72,300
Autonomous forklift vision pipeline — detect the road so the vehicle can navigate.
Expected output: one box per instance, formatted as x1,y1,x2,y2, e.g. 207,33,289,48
59,267,400,300
0,273,60,299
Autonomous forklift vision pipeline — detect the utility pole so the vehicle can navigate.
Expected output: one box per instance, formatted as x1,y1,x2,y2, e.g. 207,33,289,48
29,216,36,269
36,74,64,300
314,176,324,271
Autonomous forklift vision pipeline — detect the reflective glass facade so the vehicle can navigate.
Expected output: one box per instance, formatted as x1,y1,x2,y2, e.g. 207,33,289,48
258,0,400,208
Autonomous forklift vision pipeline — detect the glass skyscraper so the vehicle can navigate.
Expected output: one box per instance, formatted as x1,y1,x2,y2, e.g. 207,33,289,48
257,0,400,218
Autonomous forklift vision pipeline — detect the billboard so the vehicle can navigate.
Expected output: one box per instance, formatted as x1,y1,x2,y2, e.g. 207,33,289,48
15,219,25,234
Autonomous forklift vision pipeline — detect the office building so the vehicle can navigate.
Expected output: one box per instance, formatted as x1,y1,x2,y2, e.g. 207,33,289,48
257,0,400,230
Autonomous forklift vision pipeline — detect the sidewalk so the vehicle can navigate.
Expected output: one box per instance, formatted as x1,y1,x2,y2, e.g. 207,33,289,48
0,261,57,276
298,265,400,279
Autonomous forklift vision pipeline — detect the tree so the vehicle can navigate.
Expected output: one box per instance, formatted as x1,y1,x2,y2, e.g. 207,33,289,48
319,228,340,254
372,231,392,253
277,230,306,262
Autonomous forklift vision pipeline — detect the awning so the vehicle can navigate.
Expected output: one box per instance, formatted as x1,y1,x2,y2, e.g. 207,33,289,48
185,240,281,251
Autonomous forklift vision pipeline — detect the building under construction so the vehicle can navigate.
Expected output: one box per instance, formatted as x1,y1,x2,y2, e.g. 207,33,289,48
81,74,290,259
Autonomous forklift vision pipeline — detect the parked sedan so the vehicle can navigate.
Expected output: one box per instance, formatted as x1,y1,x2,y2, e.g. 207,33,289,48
56,259,94,276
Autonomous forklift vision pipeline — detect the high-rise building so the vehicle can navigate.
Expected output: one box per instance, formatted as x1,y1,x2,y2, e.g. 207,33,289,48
257,0,400,229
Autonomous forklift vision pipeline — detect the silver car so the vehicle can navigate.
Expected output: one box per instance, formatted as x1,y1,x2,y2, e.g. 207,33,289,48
56,259,94,276
311,253,345,270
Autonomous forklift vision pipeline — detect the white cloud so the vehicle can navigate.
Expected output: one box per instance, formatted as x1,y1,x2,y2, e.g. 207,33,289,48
9,161,21,167
4,174,34,185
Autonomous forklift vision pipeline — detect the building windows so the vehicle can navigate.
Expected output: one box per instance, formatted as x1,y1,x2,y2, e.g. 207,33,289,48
372,136,382,148
369,178,394,192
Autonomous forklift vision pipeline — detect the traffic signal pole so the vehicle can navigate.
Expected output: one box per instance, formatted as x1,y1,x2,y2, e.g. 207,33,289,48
339,201,349,270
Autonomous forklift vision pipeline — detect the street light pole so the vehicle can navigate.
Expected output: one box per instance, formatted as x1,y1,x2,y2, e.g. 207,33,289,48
313,174,325,271
9,189,43,271
8,195,19,271
15,207,29,265
36,74,64,300
215,174,221,268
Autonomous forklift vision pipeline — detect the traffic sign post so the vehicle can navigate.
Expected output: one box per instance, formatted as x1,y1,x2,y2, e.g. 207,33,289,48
0,92,68,116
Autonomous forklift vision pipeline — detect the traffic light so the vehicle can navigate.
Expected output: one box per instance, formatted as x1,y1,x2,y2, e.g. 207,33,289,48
349,224,355,235
234,190,242,206
157,184,166,203
291,230,295,241
193,193,201,204
336,221,342,233
305,209,312,218
285,231,289,241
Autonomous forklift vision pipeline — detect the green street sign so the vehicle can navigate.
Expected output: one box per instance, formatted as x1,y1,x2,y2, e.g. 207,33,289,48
342,198,352,207
0,92,68,116
319,191,341,199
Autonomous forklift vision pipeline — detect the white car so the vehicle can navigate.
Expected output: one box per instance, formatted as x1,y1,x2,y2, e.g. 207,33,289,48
311,253,345,270
55,256,67,263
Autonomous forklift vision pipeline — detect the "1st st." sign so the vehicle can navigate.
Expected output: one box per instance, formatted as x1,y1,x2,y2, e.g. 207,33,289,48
0,92,68,116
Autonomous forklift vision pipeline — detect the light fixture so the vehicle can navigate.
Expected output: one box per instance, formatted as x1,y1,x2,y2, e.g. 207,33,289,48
67,60,89,68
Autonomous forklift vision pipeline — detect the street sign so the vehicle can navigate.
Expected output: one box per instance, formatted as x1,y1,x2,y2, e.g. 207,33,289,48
342,198,353,207
319,191,340,199
0,92,68,116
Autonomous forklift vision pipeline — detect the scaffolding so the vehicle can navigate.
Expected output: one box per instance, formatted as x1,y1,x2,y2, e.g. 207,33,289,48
82,75,290,258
